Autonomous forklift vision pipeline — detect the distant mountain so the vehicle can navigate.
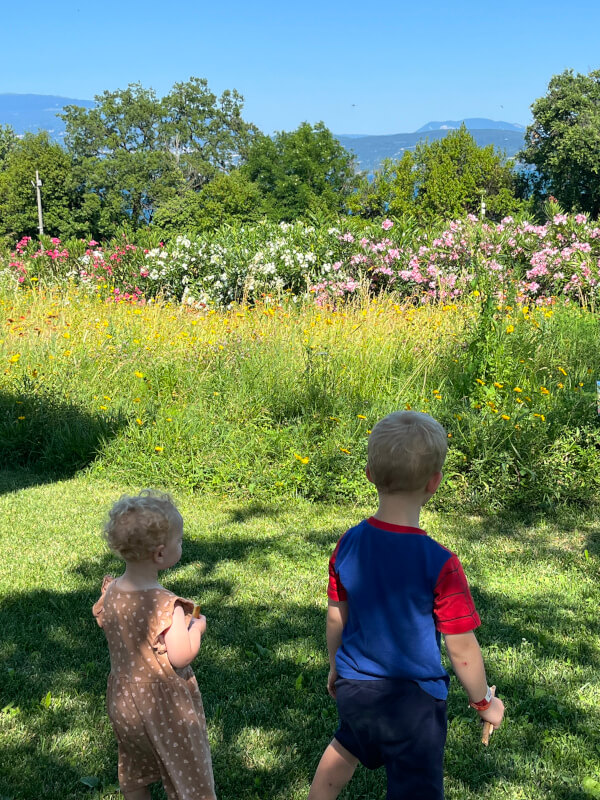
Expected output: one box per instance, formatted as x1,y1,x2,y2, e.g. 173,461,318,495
0,93,94,138
417,118,525,133
0,96,526,174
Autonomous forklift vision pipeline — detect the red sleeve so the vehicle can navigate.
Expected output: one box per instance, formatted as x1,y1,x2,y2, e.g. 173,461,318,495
433,554,481,634
327,538,347,602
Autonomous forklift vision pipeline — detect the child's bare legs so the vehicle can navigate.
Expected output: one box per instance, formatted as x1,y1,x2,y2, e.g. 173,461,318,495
308,738,358,800
122,787,151,800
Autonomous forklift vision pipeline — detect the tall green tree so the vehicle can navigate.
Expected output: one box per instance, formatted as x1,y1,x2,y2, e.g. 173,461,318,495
520,69,600,216
0,132,84,241
161,77,258,190
346,153,416,219
243,122,357,221
0,125,18,171
153,170,262,237
414,125,521,220
60,78,256,234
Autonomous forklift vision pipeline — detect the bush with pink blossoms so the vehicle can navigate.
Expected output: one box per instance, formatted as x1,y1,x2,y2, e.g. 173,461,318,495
2,207,600,309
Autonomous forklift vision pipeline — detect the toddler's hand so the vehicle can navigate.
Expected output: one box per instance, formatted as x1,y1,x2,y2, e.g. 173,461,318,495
190,614,207,635
327,668,338,699
478,695,504,729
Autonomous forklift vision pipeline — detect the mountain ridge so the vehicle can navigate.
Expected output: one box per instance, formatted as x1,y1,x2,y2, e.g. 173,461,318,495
0,94,527,171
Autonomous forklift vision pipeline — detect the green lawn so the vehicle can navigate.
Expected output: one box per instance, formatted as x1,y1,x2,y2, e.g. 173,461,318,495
0,470,599,799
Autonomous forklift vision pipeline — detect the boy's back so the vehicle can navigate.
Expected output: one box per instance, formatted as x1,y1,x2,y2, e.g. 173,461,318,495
328,516,480,699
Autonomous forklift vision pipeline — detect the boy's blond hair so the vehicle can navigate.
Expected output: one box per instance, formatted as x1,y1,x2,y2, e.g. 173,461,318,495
104,490,180,561
367,411,447,493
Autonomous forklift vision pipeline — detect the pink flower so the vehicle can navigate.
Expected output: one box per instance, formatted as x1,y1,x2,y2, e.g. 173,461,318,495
382,219,393,230
51,237,61,244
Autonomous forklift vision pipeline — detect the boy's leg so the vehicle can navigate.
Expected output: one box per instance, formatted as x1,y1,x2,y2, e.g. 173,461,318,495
307,738,359,800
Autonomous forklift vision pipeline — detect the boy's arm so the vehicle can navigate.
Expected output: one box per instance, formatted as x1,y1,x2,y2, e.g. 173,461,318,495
444,631,504,727
326,599,348,698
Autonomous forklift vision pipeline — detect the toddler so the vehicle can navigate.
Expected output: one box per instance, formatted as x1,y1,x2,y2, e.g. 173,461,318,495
93,490,216,800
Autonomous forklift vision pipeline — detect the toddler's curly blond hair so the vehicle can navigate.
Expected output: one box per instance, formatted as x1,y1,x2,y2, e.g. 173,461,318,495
104,490,181,561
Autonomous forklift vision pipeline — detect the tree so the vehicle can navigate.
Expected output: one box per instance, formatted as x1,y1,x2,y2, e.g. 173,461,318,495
161,77,258,190
0,125,18,171
520,69,600,217
414,125,523,220
0,132,85,241
243,122,357,221
153,170,262,237
346,153,416,219
60,78,257,234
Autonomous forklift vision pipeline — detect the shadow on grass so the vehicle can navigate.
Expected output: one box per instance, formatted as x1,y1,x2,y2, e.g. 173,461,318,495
0,389,126,495
0,516,597,799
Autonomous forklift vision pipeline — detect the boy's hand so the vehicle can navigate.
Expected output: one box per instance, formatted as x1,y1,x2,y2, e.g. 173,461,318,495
477,695,504,729
327,668,338,699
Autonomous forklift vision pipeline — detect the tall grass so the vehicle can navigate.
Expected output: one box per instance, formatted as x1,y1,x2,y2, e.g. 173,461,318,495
1,287,599,510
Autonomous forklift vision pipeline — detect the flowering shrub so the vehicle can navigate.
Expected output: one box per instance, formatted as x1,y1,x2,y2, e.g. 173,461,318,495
2,207,600,308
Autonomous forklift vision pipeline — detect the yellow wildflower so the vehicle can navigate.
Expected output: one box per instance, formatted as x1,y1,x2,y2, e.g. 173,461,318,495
154,446,164,452
506,325,514,333
475,378,485,385
294,453,309,464
540,386,550,395
340,448,351,455
558,367,567,376
493,382,503,389
501,414,510,420
357,415,367,420
134,371,144,378
513,387,522,393
9,354,20,363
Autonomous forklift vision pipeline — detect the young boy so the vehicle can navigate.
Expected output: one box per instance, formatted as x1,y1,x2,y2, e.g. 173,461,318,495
307,411,504,800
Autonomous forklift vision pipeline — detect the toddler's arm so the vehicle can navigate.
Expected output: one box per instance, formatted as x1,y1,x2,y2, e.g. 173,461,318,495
164,605,206,669
326,600,347,698
444,631,504,728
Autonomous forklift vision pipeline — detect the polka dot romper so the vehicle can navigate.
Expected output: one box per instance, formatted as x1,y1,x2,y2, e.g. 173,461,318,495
93,576,216,799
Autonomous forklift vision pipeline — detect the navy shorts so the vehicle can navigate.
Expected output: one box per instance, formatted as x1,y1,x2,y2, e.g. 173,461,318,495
334,677,447,800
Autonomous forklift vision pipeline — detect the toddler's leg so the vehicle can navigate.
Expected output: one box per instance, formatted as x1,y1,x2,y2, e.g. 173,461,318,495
307,738,359,800
122,787,151,800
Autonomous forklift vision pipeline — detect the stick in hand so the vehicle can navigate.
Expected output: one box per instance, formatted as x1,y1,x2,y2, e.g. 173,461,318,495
192,603,202,619
481,685,496,746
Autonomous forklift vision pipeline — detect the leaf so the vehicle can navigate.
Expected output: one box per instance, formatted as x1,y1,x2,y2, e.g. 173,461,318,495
254,642,271,658
40,691,52,708
79,776,100,788
584,549,590,560
583,777,600,798
295,673,304,691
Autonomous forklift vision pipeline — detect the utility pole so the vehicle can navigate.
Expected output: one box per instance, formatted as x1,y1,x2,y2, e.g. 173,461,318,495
31,170,44,237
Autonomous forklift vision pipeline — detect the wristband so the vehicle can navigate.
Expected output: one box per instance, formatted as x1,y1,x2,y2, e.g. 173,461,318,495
469,686,493,711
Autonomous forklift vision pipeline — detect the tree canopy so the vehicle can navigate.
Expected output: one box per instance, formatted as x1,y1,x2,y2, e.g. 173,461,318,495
348,126,524,222
60,78,257,234
520,69,600,217
242,122,358,221
0,132,84,241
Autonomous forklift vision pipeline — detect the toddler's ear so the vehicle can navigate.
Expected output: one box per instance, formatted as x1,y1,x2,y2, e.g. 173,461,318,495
153,544,166,564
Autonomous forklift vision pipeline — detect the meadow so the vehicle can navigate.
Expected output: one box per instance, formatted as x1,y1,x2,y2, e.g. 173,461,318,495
1,209,600,798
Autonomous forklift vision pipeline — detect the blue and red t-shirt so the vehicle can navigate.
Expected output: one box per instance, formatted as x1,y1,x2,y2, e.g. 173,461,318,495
328,517,481,699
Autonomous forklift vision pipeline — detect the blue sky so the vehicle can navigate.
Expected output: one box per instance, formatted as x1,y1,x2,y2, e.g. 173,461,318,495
3,0,599,135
